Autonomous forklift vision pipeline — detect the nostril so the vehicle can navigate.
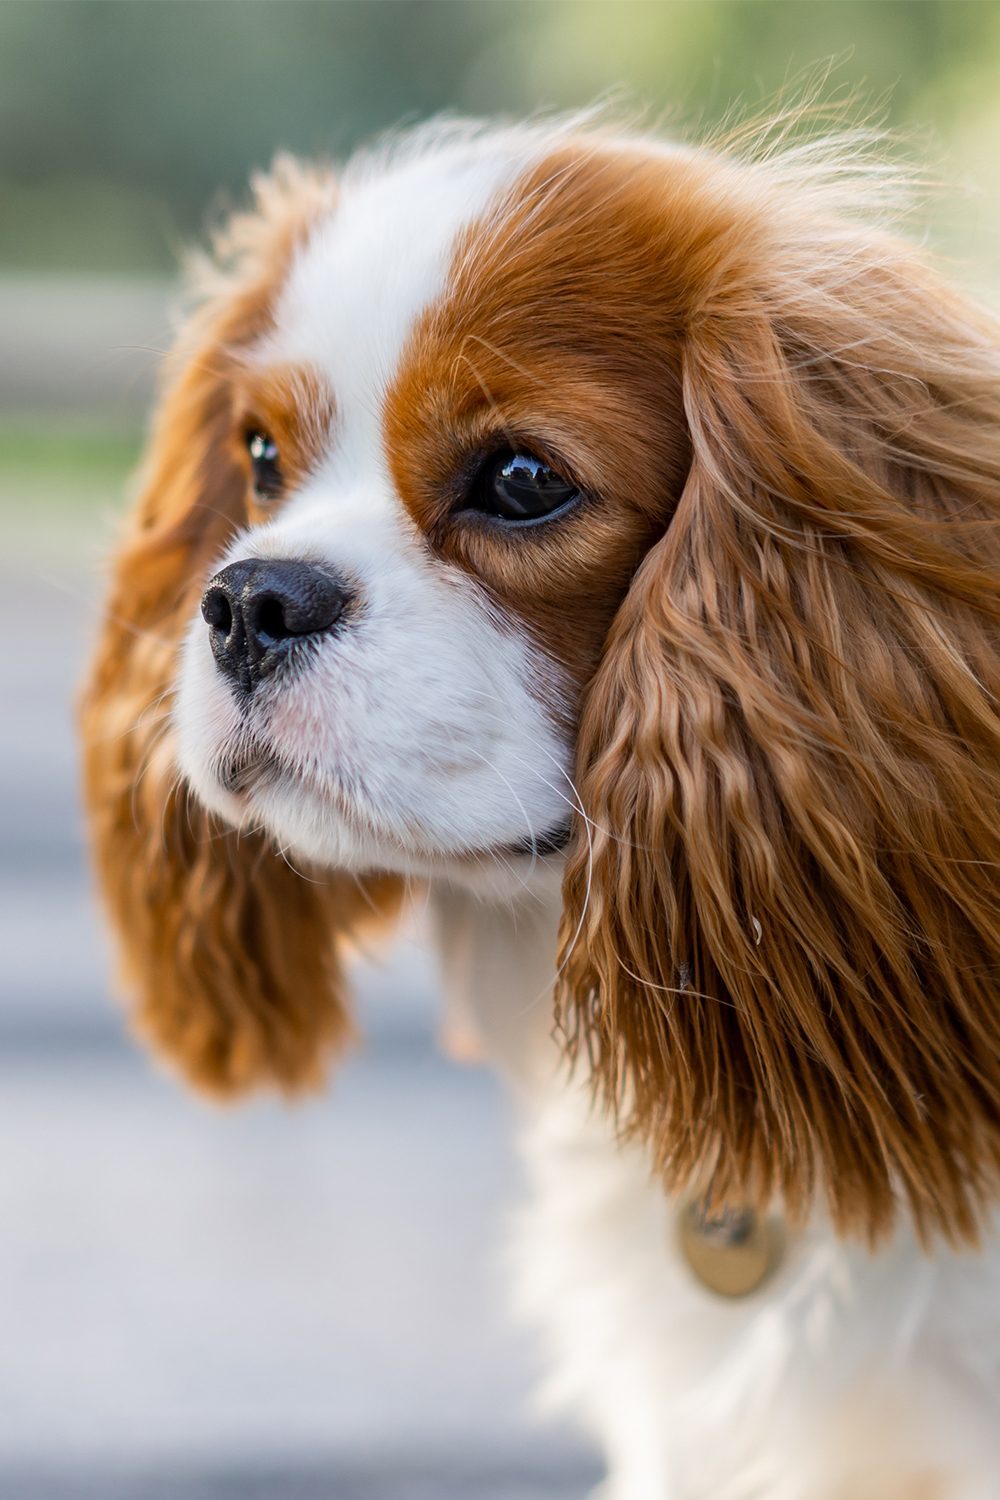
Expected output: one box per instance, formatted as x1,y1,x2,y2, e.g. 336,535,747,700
248,568,350,642
254,593,289,643
201,559,351,692
201,587,232,635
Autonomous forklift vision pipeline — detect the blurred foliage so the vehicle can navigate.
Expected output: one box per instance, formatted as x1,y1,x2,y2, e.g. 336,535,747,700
0,417,139,481
2,0,1000,274
0,416,141,538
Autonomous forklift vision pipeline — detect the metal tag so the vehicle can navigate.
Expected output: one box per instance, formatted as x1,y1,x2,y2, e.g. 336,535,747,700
678,1199,784,1298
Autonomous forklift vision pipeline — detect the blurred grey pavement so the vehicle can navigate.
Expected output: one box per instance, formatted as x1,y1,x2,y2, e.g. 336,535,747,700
0,284,598,1498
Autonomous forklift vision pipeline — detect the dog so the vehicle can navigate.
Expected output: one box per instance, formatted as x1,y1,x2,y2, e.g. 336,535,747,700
81,116,1000,1498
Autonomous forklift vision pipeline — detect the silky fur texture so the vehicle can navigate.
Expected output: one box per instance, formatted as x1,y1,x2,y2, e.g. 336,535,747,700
80,157,400,1092
82,118,1000,1228
388,124,1000,1243
79,115,1000,1497
550,146,1000,1245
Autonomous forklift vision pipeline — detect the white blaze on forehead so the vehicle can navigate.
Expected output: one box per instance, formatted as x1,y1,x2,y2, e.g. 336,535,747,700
263,125,549,460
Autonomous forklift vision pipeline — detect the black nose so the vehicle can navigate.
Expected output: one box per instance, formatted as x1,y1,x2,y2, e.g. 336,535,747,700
201,559,351,692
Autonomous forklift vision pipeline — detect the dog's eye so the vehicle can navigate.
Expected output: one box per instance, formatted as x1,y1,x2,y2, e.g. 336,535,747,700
245,430,283,501
468,451,580,524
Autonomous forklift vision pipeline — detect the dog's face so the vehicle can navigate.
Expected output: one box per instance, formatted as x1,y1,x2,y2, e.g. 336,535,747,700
174,133,688,884
82,120,1000,1242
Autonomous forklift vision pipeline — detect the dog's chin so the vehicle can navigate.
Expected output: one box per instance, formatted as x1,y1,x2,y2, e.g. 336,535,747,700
187,746,570,897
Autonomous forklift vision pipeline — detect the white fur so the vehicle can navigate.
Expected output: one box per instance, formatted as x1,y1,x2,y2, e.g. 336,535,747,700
176,123,573,883
173,122,1000,1499
263,122,551,462
435,882,1000,1500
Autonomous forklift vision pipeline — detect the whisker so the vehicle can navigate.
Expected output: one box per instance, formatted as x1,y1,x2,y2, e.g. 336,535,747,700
464,745,541,891
453,347,519,452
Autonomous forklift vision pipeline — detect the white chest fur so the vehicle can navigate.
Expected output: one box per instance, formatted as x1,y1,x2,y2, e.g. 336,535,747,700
428,880,1000,1500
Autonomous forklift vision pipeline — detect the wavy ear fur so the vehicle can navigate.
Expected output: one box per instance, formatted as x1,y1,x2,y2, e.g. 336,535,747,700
558,170,1000,1242
81,159,399,1095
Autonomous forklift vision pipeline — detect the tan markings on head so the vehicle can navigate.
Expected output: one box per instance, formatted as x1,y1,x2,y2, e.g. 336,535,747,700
382,142,719,698
81,155,401,1095
232,361,336,522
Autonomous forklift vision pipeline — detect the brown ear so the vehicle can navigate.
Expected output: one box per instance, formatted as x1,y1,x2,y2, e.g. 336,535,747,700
80,159,400,1095
557,240,1000,1242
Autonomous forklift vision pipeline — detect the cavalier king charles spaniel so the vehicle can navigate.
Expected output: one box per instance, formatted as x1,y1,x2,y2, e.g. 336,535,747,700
81,117,1000,1499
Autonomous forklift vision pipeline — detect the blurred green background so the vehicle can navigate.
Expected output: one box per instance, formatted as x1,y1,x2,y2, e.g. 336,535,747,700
5,0,1000,273
3,0,1000,529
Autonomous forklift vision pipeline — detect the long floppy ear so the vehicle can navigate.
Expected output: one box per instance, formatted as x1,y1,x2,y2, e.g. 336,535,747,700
558,208,1000,1242
81,159,400,1095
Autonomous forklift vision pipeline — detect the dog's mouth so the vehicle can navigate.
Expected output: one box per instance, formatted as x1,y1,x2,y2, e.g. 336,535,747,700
216,745,281,797
212,733,572,867
493,821,572,859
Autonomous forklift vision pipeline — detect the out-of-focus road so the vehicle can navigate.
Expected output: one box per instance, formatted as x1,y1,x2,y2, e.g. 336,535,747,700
0,506,597,1497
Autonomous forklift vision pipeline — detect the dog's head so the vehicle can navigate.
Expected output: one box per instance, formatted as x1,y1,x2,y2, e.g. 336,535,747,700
81,119,1000,1240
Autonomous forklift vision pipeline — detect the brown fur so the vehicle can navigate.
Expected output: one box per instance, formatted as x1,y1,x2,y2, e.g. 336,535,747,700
386,137,999,1241
542,140,1000,1243
82,124,1000,1241
80,157,399,1094
384,146,693,700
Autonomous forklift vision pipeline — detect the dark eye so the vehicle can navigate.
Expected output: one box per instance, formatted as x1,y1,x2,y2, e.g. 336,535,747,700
245,430,283,501
467,451,580,524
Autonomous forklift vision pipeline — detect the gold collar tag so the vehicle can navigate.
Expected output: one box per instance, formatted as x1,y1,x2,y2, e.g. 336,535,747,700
678,1201,784,1299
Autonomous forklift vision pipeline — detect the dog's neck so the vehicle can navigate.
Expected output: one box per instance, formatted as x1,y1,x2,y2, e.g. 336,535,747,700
428,873,565,1095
